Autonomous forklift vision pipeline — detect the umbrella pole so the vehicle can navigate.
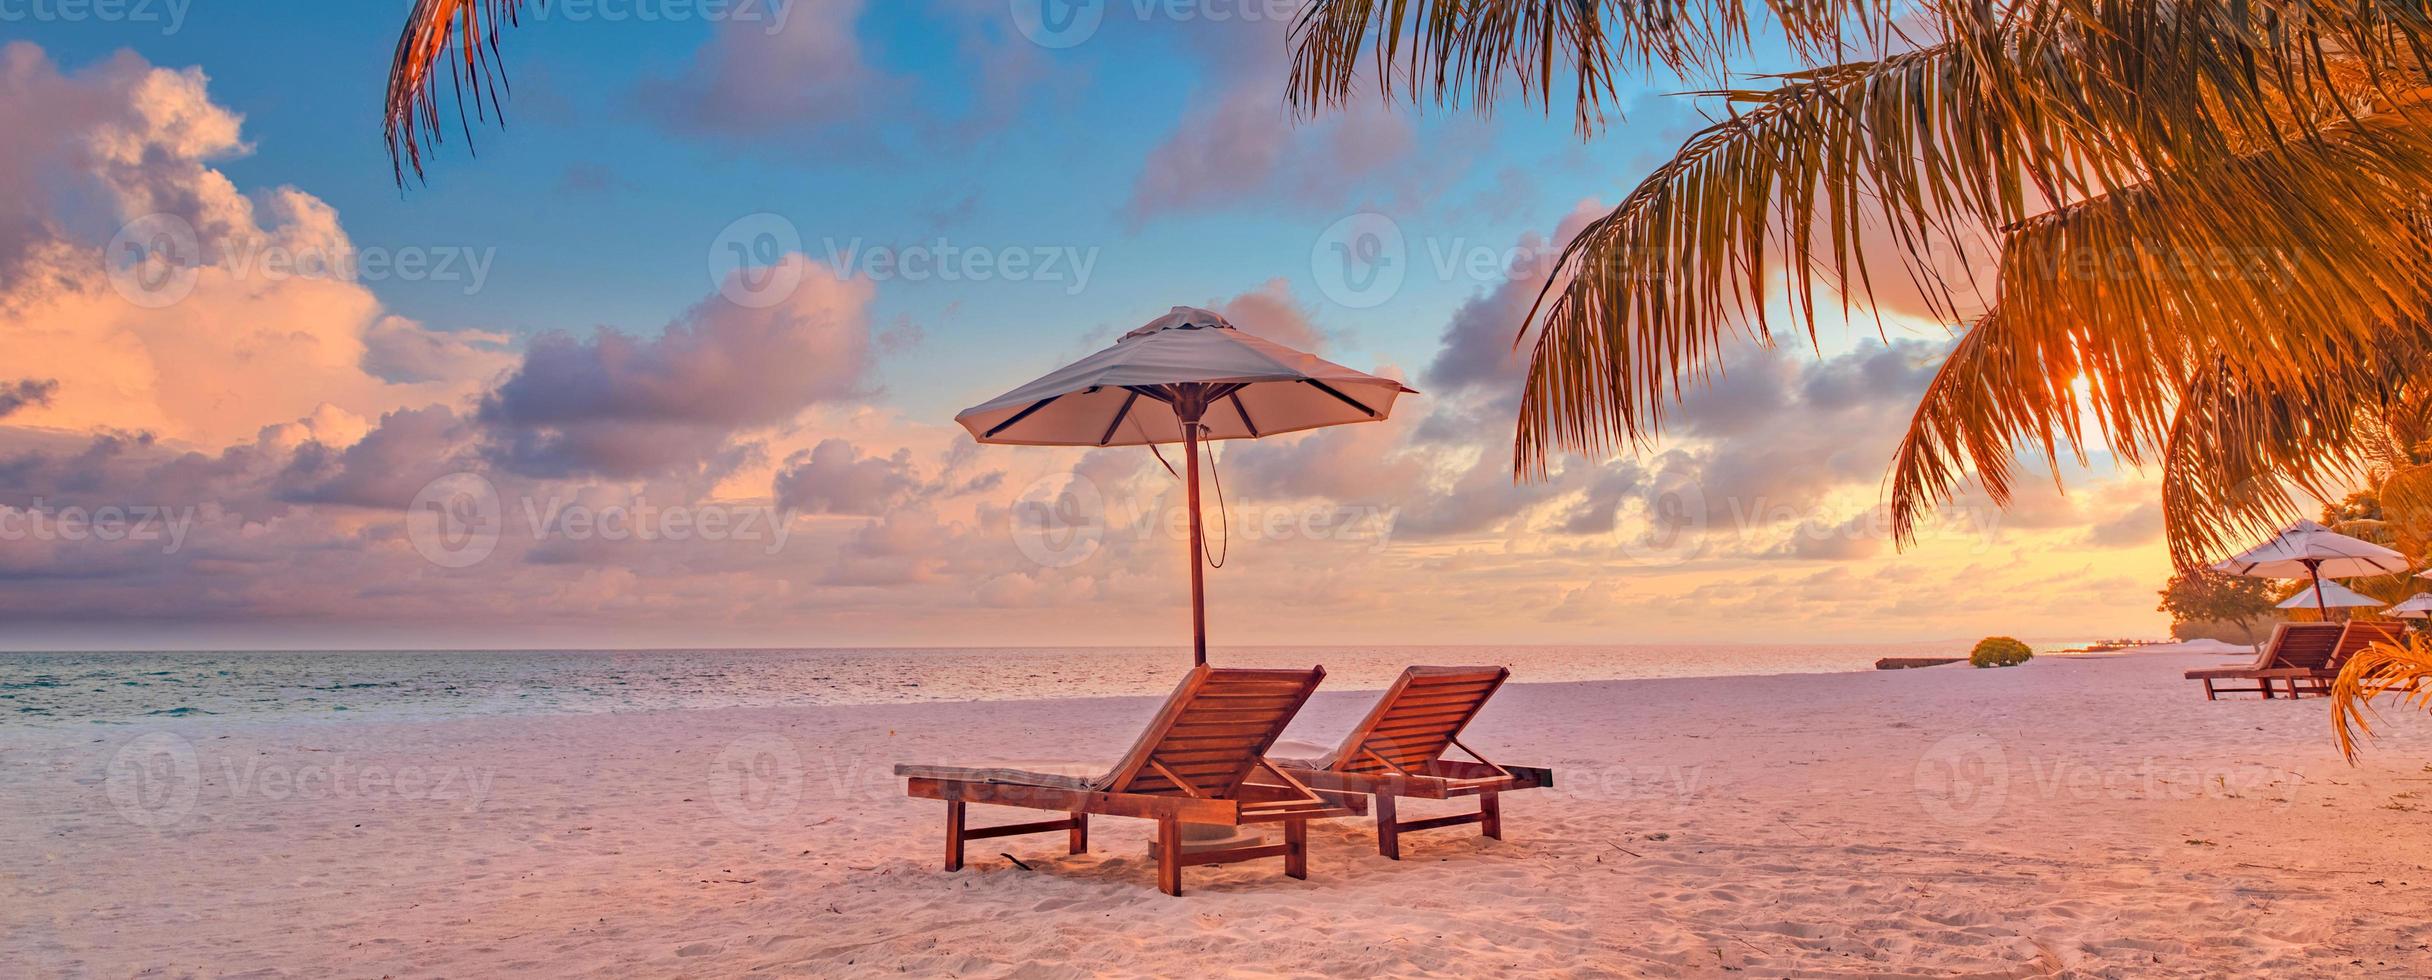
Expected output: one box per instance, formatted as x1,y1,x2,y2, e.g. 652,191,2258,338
1182,397,1208,667
2308,559,2327,621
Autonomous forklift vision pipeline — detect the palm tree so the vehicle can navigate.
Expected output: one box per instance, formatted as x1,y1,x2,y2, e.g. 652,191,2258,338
1284,1,2432,559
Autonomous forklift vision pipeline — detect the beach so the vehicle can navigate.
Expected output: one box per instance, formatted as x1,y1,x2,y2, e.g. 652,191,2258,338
9,647,2432,977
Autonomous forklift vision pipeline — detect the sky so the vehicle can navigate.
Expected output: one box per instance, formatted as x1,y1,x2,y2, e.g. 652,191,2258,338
0,1,2176,650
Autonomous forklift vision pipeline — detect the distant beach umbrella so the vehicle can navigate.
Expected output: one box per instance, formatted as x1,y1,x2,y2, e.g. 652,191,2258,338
2214,519,2409,617
958,306,1415,665
2275,580,2385,616
2387,593,2432,619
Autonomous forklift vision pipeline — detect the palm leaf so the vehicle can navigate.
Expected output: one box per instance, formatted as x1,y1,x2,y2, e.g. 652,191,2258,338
1887,308,2088,546
2157,336,2431,568
1287,0,1885,133
2332,632,2432,762
384,0,536,183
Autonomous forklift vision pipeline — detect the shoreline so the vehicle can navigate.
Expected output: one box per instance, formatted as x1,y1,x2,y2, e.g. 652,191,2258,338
10,651,2428,975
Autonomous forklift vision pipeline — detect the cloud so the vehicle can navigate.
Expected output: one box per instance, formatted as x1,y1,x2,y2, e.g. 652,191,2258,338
361,317,516,386
1421,200,1610,407
2081,499,2163,549
477,258,878,478
1120,17,1431,224
0,379,58,419
774,439,921,516
278,404,475,509
0,45,504,449
1211,278,1325,352
636,0,880,143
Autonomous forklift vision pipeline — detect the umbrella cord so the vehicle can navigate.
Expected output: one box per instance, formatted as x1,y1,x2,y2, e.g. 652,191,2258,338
1141,430,1227,568
1204,439,1228,569
1144,439,1180,480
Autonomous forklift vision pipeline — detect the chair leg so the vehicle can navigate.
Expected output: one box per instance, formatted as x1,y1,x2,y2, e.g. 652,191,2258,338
944,801,966,872
2204,679,2218,701
1155,814,1183,896
1479,790,1503,841
1069,811,1089,854
1374,793,1401,860
1283,817,1308,880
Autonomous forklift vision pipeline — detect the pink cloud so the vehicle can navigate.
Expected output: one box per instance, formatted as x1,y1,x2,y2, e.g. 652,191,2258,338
637,0,881,142
1121,18,1424,224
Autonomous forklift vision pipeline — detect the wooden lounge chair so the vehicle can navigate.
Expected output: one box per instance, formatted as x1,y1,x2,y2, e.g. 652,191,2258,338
2185,623,2344,699
895,665,1362,896
1271,666,1551,860
2266,620,2408,697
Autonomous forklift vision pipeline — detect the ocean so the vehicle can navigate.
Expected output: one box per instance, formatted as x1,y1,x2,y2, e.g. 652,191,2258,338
0,641,2018,728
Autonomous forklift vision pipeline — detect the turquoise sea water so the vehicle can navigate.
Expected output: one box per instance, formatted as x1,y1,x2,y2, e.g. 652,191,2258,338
0,641,2047,728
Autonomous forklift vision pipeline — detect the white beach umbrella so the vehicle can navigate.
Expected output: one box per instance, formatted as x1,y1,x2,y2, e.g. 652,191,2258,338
2387,592,2432,619
2213,519,2409,616
957,306,1415,665
2275,580,2385,612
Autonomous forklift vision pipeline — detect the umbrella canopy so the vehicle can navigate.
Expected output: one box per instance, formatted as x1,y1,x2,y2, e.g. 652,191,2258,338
2276,580,2385,610
2213,519,2408,616
959,306,1416,665
2388,592,2432,619
2213,519,2408,579
957,307,1414,447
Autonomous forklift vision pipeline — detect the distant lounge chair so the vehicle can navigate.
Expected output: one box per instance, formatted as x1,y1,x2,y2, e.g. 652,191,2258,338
1271,666,1551,859
2271,620,2409,697
2185,623,2345,699
895,665,1361,896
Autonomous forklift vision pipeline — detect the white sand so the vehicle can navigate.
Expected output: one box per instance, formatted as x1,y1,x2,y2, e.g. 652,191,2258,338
9,652,2432,976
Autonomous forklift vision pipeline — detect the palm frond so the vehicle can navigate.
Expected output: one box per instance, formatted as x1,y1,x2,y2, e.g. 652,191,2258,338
1882,94,2432,547
2158,336,2430,568
1287,0,1884,133
1887,308,2087,547
2332,632,2432,762
385,0,536,184
1512,41,2077,477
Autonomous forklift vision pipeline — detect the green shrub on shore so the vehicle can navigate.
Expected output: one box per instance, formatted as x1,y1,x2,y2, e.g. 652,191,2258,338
1971,636,2034,669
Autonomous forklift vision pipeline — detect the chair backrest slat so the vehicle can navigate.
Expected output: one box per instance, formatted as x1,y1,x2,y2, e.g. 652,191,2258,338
2330,621,2405,670
2270,623,2348,670
1325,666,1509,775
1096,666,1325,798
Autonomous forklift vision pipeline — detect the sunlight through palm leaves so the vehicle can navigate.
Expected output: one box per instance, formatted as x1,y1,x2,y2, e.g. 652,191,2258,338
1288,0,2432,563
